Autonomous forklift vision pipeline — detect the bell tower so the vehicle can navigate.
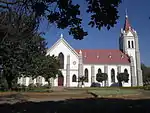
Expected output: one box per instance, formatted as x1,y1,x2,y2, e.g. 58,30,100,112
119,12,143,86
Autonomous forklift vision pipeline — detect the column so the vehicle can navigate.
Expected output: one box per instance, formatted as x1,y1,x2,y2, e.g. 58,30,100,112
135,35,143,86
91,65,95,83
130,56,137,86
78,50,83,87
66,55,70,87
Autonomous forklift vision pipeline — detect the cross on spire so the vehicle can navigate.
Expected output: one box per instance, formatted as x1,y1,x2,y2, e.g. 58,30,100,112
60,33,63,38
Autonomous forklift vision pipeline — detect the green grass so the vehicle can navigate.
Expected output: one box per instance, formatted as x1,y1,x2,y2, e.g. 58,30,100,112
66,87,140,96
89,89,139,96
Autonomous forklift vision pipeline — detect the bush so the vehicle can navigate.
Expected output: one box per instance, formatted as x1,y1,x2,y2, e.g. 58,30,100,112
144,85,150,90
91,82,101,87
0,79,8,91
42,84,49,88
28,83,36,90
35,83,42,87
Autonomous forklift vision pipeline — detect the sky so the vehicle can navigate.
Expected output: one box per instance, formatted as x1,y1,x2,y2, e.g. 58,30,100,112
39,0,150,66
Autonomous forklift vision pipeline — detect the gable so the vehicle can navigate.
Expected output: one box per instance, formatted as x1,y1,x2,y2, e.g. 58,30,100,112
126,31,134,37
47,37,79,58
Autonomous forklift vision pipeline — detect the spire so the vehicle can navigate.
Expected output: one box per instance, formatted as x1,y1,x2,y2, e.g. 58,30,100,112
124,9,132,32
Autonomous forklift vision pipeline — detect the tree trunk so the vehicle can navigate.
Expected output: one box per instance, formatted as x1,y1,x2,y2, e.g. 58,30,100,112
119,81,122,87
5,75,13,90
104,80,106,87
7,81,12,90
48,79,51,91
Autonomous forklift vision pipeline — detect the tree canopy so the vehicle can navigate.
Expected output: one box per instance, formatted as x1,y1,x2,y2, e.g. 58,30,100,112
0,12,61,89
141,63,150,85
0,0,122,40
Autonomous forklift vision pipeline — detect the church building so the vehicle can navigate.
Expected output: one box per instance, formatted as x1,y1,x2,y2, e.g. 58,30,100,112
18,14,143,87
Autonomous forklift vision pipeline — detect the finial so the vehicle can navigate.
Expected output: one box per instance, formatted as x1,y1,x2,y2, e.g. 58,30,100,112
60,33,63,38
79,50,82,54
125,8,128,18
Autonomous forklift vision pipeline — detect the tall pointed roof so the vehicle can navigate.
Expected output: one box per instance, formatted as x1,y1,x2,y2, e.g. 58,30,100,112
124,14,132,32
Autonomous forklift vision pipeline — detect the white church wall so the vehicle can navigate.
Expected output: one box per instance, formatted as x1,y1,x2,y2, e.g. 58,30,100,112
24,77,30,86
17,77,22,85
47,41,79,70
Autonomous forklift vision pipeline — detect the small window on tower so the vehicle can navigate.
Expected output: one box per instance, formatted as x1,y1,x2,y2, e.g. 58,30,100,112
128,41,131,48
132,41,134,48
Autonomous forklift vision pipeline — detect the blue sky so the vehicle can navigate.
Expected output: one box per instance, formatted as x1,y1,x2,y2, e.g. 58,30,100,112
39,0,150,66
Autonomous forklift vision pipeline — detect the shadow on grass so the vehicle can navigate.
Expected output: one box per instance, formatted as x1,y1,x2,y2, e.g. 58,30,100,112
0,97,150,113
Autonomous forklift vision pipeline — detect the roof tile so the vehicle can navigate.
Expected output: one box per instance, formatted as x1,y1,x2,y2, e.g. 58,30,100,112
75,49,130,64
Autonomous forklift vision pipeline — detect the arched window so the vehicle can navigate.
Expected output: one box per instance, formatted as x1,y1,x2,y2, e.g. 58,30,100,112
84,68,88,82
98,68,102,73
72,74,77,82
131,41,134,48
58,52,64,69
124,69,128,74
111,69,115,83
128,41,130,48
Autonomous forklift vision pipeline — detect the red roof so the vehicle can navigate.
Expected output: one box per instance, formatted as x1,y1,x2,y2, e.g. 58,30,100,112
75,49,130,64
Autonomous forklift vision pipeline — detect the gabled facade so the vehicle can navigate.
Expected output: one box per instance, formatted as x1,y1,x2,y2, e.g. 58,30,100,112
18,14,143,87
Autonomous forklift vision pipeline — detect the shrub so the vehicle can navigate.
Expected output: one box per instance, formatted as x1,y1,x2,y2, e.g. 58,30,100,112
35,83,42,87
91,82,101,87
28,83,36,90
117,72,129,87
0,79,8,91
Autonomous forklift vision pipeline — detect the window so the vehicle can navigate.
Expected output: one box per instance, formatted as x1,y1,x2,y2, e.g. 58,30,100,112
131,41,134,48
124,69,128,74
84,68,88,82
58,52,64,69
98,68,102,73
128,41,131,48
72,74,77,82
111,69,115,83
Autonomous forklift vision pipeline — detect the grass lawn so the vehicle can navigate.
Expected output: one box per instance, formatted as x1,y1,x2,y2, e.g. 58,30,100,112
89,89,139,96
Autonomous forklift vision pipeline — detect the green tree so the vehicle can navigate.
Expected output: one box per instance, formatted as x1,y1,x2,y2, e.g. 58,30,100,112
141,63,150,86
96,73,108,86
0,11,37,43
34,55,62,88
0,0,122,40
0,35,61,89
117,72,129,87
0,40,24,89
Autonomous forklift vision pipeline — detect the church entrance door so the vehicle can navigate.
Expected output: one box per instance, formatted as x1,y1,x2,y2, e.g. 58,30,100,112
58,75,64,86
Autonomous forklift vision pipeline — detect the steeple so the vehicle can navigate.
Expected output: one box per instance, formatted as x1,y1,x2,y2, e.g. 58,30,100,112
124,9,132,32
